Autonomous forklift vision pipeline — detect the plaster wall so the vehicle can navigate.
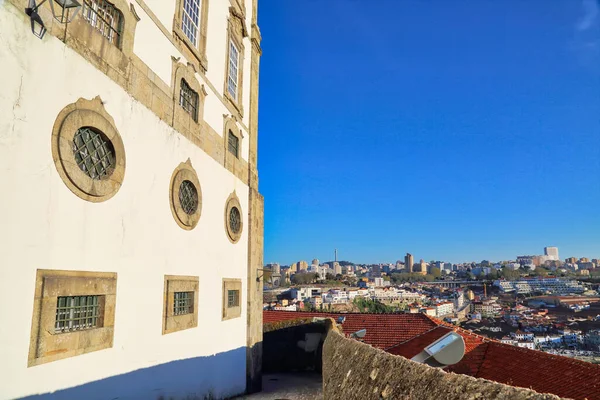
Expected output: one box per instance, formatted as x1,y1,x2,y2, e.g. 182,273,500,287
0,3,249,399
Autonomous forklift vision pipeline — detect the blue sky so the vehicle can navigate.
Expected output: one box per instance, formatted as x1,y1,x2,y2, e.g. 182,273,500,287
257,0,600,265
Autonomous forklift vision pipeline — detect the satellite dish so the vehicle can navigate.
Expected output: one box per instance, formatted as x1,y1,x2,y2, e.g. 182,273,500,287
411,332,465,367
351,329,367,339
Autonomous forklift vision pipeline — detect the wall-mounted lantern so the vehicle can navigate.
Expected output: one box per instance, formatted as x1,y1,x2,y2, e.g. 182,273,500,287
24,1,46,38
25,0,81,38
48,0,81,23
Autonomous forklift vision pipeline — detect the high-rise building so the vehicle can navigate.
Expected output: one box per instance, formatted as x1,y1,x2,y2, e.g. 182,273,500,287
419,259,428,275
544,247,559,261
298,261,309,272
565,257,577,264
405,253,414,273
0,0,263,397
311,258,319,266
580,257,590,263
333,262,342,275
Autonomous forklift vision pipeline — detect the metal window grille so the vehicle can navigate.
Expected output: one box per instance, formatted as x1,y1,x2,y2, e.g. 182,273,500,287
228,130,239,158
181,0,200,46
178,180,198,215
229,206,241,234
82,0,123,47
227,290,239,308
179,79,199,122
227,41,239,100
73,127,116,180
174,291,194,315
55,295,101,333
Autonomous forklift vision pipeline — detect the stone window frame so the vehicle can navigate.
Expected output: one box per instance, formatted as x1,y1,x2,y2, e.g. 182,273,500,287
67,0,138,58
51,97,126,203
222,278,242,321
163,275,199,335
169,159,202,231
223,114,244,173
223,6,247,116
172,61,208,137
28,269,117,367
224,191,243,244
173,0,210,73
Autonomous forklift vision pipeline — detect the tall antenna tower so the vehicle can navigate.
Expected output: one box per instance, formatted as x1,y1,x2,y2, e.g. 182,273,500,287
335,248,337,262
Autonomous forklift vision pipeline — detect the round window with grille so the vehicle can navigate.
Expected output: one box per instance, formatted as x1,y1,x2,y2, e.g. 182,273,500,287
72,127,116,180
179,180,199,215
170,161,202,230
224,193,243,243
51,97,126,203
229,206,241,234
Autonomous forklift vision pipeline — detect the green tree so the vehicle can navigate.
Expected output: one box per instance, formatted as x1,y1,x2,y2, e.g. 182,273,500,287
431,267,442,278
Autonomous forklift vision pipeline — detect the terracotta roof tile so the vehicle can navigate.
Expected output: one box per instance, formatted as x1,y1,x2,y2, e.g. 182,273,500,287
263,310,437,348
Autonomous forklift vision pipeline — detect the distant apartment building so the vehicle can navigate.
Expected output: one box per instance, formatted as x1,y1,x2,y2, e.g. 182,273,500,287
544,247,559,261
309,296,323,308
333,262,342,275
323,290,349,304
290,287,322,301
298,260,309,272
565,257,578,264
434,302,454,317
495,278,586,295
472,300,501,317
419,259,428,275
517,255,536,267
405,253,414,273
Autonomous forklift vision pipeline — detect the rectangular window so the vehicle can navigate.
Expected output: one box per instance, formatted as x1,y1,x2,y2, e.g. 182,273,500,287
180,79,199,122
228,130,239,158
82,0,123,47
181,0,201,46
227,40,239,100
227,289,239,308
55,295,102,333
173,291,194,315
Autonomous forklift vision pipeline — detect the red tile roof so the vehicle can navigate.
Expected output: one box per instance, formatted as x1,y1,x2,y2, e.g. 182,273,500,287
476,342,600,400
264,311,437,348
264,310,600,399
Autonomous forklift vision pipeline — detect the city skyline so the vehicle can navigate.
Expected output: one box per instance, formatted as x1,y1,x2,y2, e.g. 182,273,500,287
258,1,600,264
265,246,600,267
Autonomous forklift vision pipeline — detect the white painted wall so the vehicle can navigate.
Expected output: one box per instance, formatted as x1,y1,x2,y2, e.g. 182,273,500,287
0,2,251,399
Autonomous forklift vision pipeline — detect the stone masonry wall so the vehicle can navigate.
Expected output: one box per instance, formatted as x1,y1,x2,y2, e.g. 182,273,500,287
322,328,565,400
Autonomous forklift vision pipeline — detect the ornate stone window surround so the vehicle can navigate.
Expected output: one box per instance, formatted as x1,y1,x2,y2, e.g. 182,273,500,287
172,61,208,137
169,160,202,230
222,278,242,321
224,191,243,244
28,269,117,367
173,0,209,73
67,0,139,57
223,6,247,116
51,97,126,202
163,275,199,334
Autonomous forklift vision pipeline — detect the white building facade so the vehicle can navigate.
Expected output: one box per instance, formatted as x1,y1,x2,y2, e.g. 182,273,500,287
0,0,263,398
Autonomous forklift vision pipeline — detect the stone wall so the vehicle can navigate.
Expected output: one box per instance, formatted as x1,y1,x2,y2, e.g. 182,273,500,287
322,328,564,400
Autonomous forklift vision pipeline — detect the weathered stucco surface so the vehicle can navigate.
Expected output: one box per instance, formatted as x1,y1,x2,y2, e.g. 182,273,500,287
323,329,565,400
